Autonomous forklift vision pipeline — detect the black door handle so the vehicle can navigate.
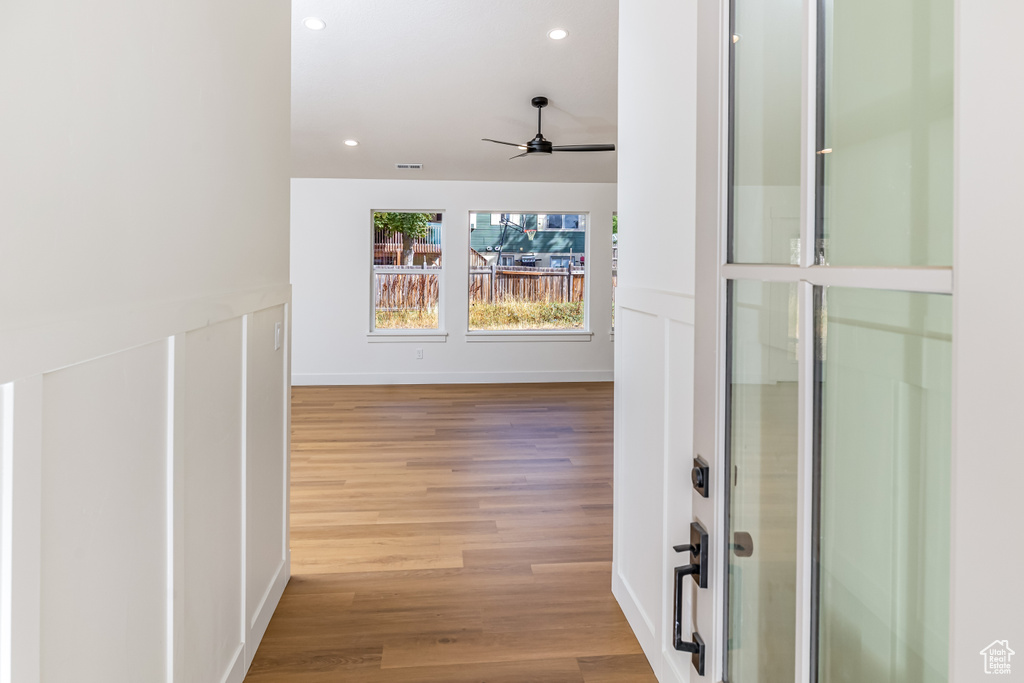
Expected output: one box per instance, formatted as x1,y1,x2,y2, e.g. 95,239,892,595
671,521,709,675
673,610,706,678
672,561,706,674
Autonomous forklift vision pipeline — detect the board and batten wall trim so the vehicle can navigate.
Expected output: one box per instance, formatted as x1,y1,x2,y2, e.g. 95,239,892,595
0,288,290,683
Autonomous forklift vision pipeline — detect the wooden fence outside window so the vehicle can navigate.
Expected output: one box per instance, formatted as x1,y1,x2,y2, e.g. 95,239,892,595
372,265,585,310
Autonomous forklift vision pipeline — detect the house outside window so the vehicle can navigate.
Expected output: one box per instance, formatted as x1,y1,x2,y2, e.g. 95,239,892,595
469,212,587,331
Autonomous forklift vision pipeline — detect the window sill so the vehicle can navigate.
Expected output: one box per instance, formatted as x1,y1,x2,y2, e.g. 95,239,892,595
465,330,594,343
367,331,448,343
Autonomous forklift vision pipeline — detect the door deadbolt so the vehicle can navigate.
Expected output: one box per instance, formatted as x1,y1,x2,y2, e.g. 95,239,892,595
691,455,709,497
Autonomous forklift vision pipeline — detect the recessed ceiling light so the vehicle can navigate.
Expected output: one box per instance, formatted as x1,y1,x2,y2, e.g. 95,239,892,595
548,28,568,40
303,17,327,31
343,139,359,147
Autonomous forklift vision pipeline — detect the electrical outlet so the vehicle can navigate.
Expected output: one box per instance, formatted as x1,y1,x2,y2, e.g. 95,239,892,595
274,322,282,351
415,348,423,360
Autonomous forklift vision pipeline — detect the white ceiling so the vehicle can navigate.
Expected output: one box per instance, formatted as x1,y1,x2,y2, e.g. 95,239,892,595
291,0,618,183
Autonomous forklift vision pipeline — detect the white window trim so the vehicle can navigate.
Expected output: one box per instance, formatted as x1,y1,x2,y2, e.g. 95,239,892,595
465,330,593,343
366,331,448,343
468,211,591,336
369,210,446,335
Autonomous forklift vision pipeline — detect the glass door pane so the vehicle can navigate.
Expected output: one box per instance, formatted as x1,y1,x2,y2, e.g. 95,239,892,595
727,279,799,681
819,0,954,266
817,287,952,682
730,0,803,264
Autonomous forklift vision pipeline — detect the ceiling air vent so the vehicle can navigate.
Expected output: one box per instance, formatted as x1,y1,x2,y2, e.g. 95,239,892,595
395,163,423,170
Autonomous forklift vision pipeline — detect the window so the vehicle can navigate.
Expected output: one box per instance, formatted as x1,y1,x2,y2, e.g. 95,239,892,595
469,211,587,331
371,211,442,330
539,213,586,230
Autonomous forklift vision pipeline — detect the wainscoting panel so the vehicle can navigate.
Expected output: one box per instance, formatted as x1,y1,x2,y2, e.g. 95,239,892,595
39,340,170,682
180,318,245,683
613,286,697,683
244,305,290,671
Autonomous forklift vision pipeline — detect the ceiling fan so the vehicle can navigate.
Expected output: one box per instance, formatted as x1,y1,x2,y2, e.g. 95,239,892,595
482,96,616,159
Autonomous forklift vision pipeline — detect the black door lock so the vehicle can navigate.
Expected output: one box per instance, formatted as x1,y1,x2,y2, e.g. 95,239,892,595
691,455,709,497
673,521,708,588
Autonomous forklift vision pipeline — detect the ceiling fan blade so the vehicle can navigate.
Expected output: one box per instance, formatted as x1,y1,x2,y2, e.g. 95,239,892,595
551,144,617,152
508,151,530,160
483,138,526,148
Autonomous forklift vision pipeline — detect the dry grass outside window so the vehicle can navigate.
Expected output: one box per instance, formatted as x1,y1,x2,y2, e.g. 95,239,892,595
375,308,439,329
470,300,584,330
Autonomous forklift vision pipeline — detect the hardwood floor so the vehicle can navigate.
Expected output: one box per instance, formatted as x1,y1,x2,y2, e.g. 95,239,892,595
246,382,656,682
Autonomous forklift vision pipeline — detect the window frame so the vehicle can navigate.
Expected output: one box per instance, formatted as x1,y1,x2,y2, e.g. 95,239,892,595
466,210,593,340
367,209,447,341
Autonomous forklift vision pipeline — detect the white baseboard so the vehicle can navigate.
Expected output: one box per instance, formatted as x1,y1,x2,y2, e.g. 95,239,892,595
612,570,665,681
220,642,245,683
612,570,658,645
244,552,290,674
292,370,613,386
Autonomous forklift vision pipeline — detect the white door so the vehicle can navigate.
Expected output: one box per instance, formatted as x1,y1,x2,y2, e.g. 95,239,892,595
691,0,954,681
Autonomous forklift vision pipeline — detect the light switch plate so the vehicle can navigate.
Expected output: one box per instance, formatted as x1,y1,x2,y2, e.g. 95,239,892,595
274,322,282,351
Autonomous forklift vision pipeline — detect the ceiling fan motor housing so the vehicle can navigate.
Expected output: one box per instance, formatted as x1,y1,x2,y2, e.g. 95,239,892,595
528,134,553,154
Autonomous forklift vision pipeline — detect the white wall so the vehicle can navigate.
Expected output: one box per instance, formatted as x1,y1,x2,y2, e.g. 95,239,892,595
291,178,616,385
0,0,291,680
614,0,699,681
0,0,289,341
